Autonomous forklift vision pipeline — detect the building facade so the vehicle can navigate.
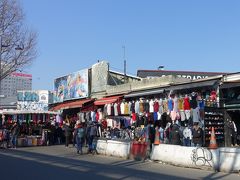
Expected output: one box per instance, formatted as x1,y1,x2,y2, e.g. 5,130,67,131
0,72,32,109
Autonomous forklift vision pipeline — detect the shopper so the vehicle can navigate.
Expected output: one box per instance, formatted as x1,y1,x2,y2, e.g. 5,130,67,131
192,122,203,147
169,124,181,145
75,122,85,154
63,121,71,147
10,121,20,149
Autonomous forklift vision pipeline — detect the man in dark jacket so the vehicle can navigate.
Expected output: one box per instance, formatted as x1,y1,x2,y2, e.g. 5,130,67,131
10,121,20,148
169,124,181,145
192,122,203,147
63,122,71,147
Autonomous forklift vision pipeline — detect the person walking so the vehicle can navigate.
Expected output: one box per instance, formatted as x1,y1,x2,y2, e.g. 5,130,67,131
63,121,71,147
10,121,20,149
75,122,85,154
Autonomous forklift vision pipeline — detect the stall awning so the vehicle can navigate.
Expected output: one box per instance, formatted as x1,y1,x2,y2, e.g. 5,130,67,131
124,89,164,98
51,99,94,111
169,80,219,91
94,95,123,105
220,82,240,89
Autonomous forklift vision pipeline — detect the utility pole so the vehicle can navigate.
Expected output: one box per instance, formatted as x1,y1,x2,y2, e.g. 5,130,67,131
123,45,127,83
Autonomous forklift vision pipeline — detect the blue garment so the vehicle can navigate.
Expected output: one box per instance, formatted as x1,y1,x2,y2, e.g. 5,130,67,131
168,99,173,111
153,112,158,121
198,100,205,110
76,136,83,153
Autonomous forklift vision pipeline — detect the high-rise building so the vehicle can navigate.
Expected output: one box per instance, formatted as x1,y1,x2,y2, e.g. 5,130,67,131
0,72,32,109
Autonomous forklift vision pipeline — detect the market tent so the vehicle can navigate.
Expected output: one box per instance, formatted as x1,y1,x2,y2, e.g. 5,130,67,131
94,95,123,105
168,79,219,91
51,98,94,111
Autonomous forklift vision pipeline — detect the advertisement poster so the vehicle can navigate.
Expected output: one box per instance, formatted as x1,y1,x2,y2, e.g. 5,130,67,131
54,69,89,103
17,90,49,111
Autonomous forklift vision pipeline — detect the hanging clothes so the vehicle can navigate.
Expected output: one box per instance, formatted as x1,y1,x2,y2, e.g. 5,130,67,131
139,101,144,113
107,104,111,116
153,100,159,113
114,103,118,116
131,101,135,113
120,102,125,115
128,101,132,114
124,102,129,115
149,99,154,113
167,98,173,112
135,100,140,114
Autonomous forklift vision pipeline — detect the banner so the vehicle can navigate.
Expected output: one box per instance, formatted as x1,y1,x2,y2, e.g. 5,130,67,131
54,69,89,103
17,90,49,111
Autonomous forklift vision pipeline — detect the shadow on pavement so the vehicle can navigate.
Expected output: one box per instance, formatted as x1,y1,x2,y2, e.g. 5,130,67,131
0,148,191,180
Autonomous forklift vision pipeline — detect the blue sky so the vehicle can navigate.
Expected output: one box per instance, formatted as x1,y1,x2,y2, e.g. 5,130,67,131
21,0,240,90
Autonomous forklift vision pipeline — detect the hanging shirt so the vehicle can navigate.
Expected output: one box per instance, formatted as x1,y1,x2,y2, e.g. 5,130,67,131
114,103,118,116
131,101,135,113
178,98,184,110
117,103,121,115
168,98,173,111
190,94,198,109
120,102,125,115
173,97,178,112
107,104,112,116
135,101,140,114
124,102,129,115
184,97,191,110
128,102,132,114
149,100,154,113
153,100,159,112
139,101,144,113
131,113,137,122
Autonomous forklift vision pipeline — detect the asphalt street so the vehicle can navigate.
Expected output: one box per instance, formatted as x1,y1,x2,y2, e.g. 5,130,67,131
0,145,239,180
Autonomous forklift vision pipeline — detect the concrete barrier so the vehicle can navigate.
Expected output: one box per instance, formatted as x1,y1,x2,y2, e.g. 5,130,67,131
97,140,240,173
219,148,240,173
105,140,130,159
150,144,219,170
96,139,108,155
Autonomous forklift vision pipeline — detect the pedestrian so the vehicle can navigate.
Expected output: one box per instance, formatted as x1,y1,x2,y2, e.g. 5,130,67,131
226,119,238,146
10,121,20,149
169,124,181,145
183,124,192,147
192,122,203,147
75,122,85,154
63,121,71,147
88,121,98,153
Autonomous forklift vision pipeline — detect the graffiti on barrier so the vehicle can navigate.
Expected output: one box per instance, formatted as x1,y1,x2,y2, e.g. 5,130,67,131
191,147,213,167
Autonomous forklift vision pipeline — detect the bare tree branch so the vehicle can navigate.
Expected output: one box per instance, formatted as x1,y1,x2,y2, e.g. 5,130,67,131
0,0,37,81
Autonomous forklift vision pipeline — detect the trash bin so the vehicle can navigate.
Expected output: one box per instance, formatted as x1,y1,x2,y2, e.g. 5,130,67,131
130,141,148,161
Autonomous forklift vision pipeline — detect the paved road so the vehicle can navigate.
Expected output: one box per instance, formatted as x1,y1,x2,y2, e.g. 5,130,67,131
0,145,239,180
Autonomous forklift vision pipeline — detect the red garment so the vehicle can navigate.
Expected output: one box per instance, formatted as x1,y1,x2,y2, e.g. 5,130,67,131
210,90,217,101
153,101,159,112
132,113,137,121
96,112,99,122
184,97,191,110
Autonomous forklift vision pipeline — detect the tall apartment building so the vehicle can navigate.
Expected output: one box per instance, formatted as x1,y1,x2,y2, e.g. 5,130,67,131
0,72,32,109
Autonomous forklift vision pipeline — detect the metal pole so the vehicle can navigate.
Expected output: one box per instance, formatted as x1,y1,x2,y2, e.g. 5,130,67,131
0,36,2,109
123,45,126,83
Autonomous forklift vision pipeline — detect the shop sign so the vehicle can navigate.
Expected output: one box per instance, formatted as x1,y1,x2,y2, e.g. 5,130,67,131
54,69,89,103
17,90,49,111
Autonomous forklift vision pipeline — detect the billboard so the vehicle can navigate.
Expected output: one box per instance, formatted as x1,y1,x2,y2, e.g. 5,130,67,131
91,61,108,93
54,69,88,103
17,90,49,111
